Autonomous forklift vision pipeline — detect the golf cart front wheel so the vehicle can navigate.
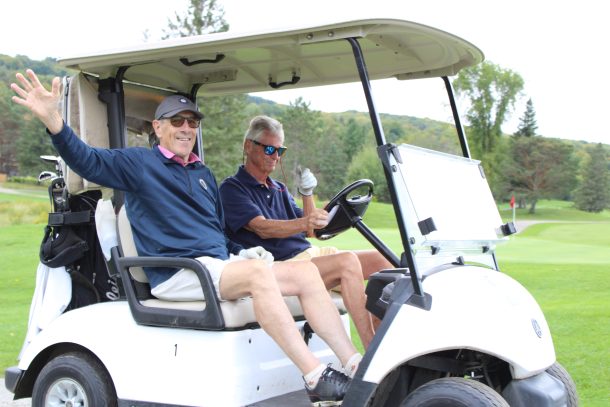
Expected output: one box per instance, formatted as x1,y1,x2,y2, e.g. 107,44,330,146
400,377,509,407
32,351,117,407
547,362,579,406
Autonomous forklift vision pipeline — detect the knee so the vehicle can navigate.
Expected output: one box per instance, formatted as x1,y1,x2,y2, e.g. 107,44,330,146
247,260,277,292
338,252,362,277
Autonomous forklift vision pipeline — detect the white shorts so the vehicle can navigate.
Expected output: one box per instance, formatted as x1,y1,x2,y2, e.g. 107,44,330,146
150,254,245,302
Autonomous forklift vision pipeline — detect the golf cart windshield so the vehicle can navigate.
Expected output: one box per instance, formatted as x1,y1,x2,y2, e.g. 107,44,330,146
389,144,507,271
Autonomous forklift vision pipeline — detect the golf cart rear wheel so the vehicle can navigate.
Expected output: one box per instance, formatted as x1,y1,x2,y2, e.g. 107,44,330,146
546,362,579,406
400,377,509,407
32,351,117,407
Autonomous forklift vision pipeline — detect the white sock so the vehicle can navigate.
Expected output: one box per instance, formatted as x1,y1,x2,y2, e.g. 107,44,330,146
344,353,362,378
304,364,326,389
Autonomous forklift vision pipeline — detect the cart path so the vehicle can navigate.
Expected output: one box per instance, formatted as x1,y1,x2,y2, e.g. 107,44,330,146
0,186,46,199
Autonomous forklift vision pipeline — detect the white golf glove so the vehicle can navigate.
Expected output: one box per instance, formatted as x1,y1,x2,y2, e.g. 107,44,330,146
239,246,274,265
297,167,317,196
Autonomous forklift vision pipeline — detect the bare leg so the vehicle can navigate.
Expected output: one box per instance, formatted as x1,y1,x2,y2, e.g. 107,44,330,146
354,250,394,330
354,249,393,279
311,252,375,349
272,260,358,366
218,259,320,374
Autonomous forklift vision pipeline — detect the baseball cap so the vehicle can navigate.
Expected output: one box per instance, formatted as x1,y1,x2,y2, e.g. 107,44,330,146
155,95,204,120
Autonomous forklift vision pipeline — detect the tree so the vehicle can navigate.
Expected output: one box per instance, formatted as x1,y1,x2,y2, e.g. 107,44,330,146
502,137,577,213
199,94,249,181
0,83,20,175
162,0,228,39
346,146,390,202
574,143,609,212
452,61,524,158
1,58,69,176
514,98,538,137
279,97,326,196
15,116,56,176
339,117,369,157
159,0,247,182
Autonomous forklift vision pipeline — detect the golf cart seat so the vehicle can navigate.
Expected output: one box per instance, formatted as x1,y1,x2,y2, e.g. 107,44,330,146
114,206,346,330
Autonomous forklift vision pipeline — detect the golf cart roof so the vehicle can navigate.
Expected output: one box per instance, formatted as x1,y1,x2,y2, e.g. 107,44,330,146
59,18,483,96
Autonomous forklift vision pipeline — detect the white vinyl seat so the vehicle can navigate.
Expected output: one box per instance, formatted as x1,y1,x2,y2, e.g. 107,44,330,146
116,206,346,329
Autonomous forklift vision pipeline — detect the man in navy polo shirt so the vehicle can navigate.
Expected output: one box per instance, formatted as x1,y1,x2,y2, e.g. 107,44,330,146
220,115,392,349
11,70,358,405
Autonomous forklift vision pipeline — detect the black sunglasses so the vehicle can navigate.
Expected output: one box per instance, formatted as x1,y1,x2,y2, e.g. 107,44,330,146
163,115,201,129
251,139,287,156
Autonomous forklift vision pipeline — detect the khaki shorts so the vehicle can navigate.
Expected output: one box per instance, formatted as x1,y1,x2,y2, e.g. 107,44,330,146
288,245,342,291
151,254,245,302
287,245,339,261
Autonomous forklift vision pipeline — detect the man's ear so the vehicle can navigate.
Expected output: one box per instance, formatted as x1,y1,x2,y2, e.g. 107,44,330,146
152,120,162,136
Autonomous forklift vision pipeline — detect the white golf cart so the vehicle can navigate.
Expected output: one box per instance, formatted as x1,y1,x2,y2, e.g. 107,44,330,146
5,18,577,406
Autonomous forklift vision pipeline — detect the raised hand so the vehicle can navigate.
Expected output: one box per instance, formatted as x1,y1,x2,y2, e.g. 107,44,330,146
297,167,318,196
11,69,63,134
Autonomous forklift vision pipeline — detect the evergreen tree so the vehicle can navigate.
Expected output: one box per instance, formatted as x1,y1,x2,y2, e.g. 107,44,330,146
574,143,609,212
514,98,538,137
503,136,577,213
316,131,349,199
340,117,368,156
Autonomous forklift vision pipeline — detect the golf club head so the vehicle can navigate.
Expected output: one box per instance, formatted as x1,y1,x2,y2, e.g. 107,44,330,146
40,155,60,164
38,171,57,182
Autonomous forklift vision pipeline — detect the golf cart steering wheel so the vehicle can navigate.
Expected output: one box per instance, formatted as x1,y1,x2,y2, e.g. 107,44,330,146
314,179,374,240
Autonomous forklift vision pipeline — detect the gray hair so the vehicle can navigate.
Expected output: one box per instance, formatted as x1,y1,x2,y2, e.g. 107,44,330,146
244,115,284,143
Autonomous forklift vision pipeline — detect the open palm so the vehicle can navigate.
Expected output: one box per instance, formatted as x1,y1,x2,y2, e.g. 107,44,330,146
11,69,63,134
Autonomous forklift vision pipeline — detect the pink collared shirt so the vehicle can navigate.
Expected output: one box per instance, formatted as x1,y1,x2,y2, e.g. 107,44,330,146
157,145,202,166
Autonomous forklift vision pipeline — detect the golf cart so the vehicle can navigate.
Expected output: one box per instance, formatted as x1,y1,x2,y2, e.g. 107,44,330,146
5,18,577,406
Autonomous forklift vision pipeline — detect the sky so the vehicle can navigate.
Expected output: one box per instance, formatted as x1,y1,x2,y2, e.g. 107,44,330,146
2,0,608,144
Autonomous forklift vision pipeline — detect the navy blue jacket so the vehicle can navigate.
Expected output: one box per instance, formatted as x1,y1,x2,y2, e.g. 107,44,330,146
52,124,242,287
219,165,311,260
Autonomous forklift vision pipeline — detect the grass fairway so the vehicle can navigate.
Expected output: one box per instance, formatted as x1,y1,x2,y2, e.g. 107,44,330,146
0,224,42,371
1,195,608,405
496,223,610,407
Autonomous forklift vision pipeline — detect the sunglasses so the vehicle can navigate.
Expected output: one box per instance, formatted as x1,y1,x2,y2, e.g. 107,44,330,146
163,115,201,129
251,139,287,157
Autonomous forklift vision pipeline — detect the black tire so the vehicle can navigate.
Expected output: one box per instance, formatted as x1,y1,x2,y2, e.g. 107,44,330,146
32,351,117,407
547,362,579,407
400,377,509,407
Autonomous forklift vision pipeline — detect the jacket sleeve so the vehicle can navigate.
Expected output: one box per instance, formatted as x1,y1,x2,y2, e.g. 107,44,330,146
50,123,142,192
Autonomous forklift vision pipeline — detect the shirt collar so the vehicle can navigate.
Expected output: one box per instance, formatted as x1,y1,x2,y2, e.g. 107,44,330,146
157,145,202,166
236,165,283,190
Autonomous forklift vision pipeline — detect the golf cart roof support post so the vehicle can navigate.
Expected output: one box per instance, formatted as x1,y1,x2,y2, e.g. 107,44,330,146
346,37,426,299
97,66,129,209
442,76,471,158
346,37,387,147
189,83,205,160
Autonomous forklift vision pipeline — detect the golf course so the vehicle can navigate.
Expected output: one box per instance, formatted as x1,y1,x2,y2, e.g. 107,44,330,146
1,185,608,406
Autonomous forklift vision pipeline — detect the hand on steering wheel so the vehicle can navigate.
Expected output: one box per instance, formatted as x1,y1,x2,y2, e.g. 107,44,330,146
314,179,374,240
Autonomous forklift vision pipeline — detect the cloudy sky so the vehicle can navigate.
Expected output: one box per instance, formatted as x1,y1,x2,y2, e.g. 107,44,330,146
2,0,608,144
